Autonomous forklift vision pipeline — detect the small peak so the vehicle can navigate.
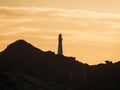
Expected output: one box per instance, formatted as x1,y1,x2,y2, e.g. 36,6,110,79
13,39,31,46
2,39,44,54
8,39,30,48
15,39,27,43
5,39,35,51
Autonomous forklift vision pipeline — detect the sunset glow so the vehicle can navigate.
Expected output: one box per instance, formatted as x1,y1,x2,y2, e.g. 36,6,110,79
0,0,120,64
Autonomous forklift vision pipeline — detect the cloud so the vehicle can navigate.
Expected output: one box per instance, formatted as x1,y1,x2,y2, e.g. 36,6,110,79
0,27,40,36
0,6,120,46
1,7,120,19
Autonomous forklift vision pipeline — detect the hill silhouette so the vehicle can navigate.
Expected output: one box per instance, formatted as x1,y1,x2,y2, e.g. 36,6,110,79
0,40,120,90
0,40,84,89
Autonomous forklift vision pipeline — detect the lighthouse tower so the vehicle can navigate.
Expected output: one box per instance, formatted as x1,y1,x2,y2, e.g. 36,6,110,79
57,34,63,55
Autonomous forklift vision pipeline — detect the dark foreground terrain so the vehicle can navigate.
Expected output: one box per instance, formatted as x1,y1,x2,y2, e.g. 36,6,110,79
0,40,120,90
0,72,70,90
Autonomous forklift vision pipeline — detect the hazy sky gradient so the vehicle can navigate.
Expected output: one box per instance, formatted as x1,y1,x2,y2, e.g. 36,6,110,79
0,0,120,64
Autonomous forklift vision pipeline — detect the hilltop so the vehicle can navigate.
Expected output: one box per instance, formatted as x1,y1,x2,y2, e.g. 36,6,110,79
0,40,120,90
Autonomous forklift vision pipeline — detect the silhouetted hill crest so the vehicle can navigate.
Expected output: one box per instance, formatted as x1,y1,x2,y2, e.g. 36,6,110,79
1,39,75,62
0,40,85,88
1,40,120,89
3,39,43,54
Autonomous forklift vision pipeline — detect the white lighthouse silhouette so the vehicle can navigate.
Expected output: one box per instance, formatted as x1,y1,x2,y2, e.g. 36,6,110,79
57,34,63,55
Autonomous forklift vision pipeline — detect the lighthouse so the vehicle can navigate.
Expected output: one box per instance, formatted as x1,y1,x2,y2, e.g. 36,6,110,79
57,34,63,55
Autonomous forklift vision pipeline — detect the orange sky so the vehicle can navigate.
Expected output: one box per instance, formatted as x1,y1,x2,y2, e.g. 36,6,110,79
0,0,120,65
